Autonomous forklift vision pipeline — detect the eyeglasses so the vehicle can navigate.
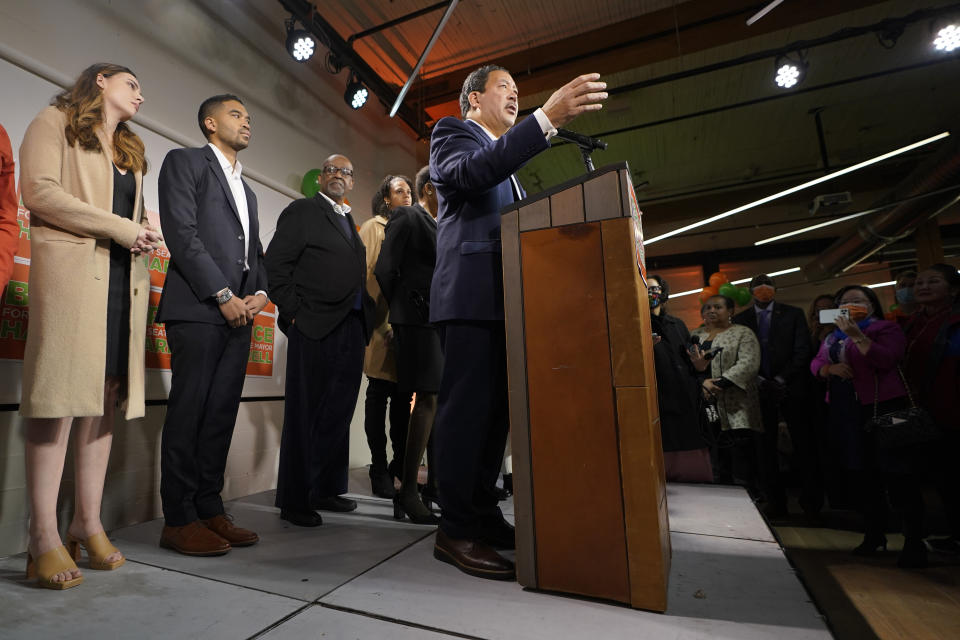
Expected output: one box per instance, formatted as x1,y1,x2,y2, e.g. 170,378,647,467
648,286,662,293
322,165,354,177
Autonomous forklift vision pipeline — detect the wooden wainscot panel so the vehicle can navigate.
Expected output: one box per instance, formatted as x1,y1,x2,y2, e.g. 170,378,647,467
584,170,622,222
549,183,585,227
616,385,670,612
520,223,630,604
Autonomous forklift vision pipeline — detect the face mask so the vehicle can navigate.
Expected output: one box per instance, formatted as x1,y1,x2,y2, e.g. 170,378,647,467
840,303,870,322
895,287,914,304
648,291,662,308
752,285,775,303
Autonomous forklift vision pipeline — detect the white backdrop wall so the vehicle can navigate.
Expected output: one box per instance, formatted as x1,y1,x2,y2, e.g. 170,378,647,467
0,0,421,555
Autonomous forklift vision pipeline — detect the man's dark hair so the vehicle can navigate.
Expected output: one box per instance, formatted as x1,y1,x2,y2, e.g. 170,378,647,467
198,94,244,139
459,64,508,118
749,274,775,290
414,165,432,200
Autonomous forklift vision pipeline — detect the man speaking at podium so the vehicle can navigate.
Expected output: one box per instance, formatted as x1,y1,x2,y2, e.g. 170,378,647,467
429,65,607,579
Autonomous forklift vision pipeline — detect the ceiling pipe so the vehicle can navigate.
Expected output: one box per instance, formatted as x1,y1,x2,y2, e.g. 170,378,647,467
803,135,960,280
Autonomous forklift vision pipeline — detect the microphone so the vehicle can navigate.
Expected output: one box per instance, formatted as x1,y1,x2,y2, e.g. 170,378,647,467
705,346,723,361
688,335,700,354
555,128,607,151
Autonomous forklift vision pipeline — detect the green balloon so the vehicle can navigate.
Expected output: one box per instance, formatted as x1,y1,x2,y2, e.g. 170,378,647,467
735,286,753,306
718,283,737,299
300,169,323,197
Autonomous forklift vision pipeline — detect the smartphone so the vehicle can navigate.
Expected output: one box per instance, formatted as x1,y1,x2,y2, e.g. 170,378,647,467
819,308,849,324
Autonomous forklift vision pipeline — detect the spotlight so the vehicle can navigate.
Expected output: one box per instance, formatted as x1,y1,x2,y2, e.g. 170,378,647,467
286,20,315,63
774,54,806,89
933,24,960,52
345,72,368,110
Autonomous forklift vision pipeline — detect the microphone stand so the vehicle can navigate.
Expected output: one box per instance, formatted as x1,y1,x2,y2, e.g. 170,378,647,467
555,128,607,174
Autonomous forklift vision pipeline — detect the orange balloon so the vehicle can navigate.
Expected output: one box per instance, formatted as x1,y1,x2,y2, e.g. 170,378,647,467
708,272,728,289
699,286,718,303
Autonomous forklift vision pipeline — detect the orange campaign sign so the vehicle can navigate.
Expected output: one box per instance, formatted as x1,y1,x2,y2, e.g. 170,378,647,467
143,209,275,377
1,203,276,379
0,201,30,361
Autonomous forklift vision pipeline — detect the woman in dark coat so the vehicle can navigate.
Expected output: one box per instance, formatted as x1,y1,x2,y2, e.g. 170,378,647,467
649,275,712,482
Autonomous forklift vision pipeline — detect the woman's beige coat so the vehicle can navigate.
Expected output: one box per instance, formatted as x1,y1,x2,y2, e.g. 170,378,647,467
359,214,397,382
19,106,149,419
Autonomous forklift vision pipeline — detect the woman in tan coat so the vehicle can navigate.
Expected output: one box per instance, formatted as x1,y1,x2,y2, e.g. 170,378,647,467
19,63,161,589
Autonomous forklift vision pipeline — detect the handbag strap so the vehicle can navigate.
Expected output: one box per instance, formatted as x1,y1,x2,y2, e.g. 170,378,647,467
895,365,917,409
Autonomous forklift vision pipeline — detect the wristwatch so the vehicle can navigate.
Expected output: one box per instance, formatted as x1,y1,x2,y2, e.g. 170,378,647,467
215,287,234,305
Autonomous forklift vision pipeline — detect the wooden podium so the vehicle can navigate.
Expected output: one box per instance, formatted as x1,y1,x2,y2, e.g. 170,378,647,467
501,162,670,612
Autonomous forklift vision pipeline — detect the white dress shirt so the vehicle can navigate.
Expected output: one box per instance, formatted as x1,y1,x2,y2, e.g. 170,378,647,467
466,108,557,201
207,143,266,300
318,190,352,216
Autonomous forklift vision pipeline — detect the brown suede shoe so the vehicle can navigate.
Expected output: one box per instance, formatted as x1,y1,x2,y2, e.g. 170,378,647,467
433,529,515,580
160,521,230,556
202,514,259,547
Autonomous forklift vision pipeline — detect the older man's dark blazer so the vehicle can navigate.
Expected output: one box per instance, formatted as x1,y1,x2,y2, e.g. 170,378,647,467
428,115,549,322
265,194,375,341
156,145,267,324
374,204,436,326
733,301,811,397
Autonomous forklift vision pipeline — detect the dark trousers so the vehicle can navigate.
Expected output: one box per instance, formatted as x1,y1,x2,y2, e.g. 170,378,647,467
434,321,509,539
275,315,364,511
363,377,411,478
759,393,823,513
160,321,251,526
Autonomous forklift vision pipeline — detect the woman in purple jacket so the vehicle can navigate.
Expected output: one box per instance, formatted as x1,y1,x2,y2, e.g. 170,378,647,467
811,285,925,568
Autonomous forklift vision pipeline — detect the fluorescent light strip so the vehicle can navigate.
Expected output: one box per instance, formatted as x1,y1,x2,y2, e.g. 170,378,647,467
755,211,871,245
867,280,896,288
746,0,786,26
645,131,951,246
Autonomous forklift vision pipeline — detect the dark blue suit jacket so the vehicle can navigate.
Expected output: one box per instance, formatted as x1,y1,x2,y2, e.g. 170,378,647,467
428,115,549,322
156,145,267,324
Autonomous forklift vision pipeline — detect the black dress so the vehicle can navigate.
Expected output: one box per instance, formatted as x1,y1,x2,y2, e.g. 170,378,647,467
105,165,134,377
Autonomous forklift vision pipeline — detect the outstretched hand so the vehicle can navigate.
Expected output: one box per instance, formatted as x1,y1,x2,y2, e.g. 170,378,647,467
541,73,608,128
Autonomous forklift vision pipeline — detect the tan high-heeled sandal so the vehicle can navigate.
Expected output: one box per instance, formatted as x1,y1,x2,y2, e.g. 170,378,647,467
66,532,125,570
25,545,84,590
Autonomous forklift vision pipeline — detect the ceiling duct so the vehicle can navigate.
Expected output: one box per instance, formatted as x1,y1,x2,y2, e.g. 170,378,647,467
803,134,960,280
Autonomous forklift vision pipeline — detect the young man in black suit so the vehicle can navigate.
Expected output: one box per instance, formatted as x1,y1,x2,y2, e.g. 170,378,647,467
733,274,819,519
157,95,268,555
266,154,375,527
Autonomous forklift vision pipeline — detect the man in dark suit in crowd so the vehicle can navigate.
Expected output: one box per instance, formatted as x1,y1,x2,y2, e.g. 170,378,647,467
429,65,607,579
734,274,819,519
266,154,375,527
157,94,268,555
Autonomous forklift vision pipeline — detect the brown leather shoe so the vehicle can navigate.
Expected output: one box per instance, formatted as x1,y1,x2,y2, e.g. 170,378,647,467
433,529,515,580
160,521,230,556
202,514,259,547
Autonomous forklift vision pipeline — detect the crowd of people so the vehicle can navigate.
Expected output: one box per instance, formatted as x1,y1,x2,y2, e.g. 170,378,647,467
651,266,960,569
5,61,605,590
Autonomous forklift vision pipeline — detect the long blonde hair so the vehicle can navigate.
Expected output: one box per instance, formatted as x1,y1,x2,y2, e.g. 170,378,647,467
53,63,147,174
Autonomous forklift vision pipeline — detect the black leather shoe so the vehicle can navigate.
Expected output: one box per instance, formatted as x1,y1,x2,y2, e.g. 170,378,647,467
479,518,515,550
280,509,323,527
313,496,358,512
369,466,397,499
433,530,515,580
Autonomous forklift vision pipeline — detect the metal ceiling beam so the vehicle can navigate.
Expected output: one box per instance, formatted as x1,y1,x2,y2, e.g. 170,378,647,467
347,2,448,44
277,0,430,138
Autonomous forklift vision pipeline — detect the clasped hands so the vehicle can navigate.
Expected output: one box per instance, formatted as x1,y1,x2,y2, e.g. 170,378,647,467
131,224,163,255
220,293,267,328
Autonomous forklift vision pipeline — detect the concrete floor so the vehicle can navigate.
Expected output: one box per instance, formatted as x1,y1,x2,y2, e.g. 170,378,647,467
0,475,831,639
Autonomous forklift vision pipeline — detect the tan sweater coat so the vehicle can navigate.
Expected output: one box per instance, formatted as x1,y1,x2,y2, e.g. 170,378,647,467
19,106,149,419
359,214,396,382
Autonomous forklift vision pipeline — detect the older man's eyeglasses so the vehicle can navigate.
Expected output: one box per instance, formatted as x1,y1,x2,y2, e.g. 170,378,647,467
323,166,354,178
